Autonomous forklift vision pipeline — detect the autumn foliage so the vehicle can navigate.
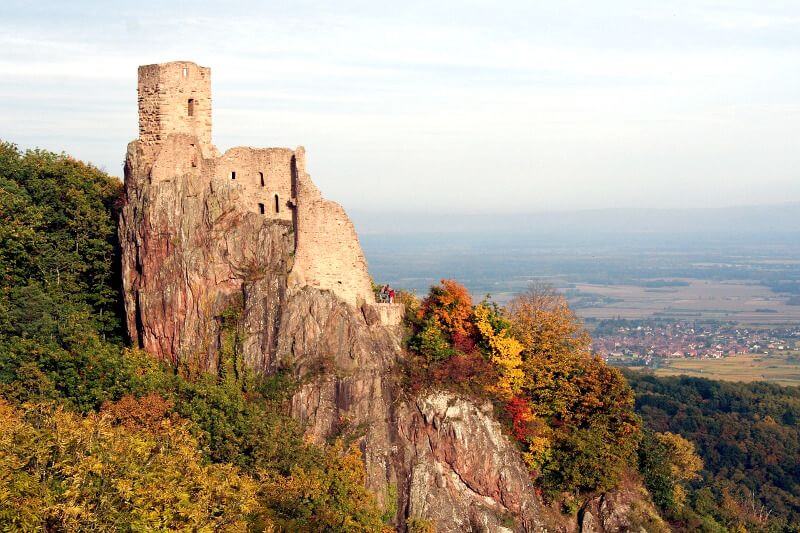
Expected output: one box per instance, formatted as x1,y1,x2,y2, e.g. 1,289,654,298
417,278,475,342
0,399,259,531
405,279,642,496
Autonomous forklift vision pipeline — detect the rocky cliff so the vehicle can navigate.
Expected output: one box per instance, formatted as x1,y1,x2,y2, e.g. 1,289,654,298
120,138,663,532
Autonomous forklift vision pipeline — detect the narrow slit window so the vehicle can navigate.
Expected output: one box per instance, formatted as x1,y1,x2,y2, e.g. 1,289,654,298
182,67,188,78
258,203,265,214
259,172,265,187
230,171,236,180
274,194,280,213
187,98,195,116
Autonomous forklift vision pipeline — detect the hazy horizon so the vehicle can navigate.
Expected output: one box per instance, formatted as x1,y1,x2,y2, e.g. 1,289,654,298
2,1,799,211
349,202,800,236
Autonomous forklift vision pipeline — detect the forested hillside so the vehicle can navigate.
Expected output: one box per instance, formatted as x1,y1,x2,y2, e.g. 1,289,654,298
626,371,800,532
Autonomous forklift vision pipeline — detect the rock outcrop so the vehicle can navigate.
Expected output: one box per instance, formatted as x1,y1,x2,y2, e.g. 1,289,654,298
397,393,548,531
120,60,664,532
121,148,664,531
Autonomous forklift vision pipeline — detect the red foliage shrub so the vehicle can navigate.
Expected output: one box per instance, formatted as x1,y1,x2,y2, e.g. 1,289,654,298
505,396,537,442
452,331,477,354
431,352,496,392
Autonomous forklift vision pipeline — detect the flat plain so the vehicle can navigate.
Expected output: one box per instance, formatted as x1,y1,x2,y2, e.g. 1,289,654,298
572,280,800,324
642,354,800,387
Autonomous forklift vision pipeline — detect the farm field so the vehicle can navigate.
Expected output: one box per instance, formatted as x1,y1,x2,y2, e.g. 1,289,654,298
641,354,800,387
572,279,800,324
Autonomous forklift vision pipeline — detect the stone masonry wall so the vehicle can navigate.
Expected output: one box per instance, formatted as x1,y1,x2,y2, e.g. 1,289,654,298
138,61,213,156
290,148,376,307
210,147,296,222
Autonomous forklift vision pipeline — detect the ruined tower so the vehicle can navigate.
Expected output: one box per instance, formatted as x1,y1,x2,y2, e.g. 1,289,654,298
124,60,400,321
137,61,213,155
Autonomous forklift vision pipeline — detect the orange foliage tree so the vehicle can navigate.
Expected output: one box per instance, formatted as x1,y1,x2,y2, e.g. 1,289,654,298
418,279,475,344
507,283,641,493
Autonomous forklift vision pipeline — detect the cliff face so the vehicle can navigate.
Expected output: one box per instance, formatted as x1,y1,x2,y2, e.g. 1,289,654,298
120,138,661,532
398,393,549,531
120,138,293,370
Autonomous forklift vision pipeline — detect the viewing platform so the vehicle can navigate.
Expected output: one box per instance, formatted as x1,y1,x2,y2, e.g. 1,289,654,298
363,302,405,326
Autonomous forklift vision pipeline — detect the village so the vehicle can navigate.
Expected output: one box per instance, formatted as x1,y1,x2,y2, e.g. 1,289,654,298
591,319,800,365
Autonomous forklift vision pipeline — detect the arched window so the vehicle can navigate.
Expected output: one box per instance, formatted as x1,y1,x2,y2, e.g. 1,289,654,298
259,172,265,187
274,194,280,214
258,203,265,214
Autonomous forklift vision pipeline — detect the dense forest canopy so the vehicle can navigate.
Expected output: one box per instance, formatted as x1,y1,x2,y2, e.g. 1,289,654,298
627,371,800,531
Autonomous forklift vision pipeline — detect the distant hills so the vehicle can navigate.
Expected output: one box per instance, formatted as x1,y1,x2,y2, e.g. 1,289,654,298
351,203,800,239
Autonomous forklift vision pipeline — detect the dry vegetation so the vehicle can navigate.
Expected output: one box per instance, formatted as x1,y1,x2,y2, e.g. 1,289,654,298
572,280,800,323
652,354,800,387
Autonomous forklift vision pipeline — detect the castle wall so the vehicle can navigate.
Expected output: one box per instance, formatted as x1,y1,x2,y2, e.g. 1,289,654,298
210,147,295,221
291,154,376,307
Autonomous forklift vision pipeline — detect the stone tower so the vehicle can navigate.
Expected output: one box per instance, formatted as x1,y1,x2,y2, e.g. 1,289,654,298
137,61,213,155
125,60,394,318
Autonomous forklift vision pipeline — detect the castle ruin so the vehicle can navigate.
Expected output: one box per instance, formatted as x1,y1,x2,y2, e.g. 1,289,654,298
132,60,392,312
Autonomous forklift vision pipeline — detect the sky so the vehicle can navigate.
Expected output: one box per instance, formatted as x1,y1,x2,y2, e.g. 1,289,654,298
1,1,799,212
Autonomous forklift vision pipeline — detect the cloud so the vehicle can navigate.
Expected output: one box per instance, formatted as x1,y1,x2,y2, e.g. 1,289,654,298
0,0,798,210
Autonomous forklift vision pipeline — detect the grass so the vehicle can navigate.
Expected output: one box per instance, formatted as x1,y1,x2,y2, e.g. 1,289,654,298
646,353,800,387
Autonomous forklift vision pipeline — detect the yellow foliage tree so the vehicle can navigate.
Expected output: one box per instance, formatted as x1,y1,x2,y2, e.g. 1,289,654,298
507,282,591,361
505,284,640,493
257,440,389,532
656,432,703,482
474,304,525,399
0,399,261,532
655,431,703,507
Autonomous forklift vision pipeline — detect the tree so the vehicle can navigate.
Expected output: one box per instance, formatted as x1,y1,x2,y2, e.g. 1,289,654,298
638,430,702,513
506,283,640,494
417,279,475,343
507,282,591,362
257,440,388,532
474,303,524,399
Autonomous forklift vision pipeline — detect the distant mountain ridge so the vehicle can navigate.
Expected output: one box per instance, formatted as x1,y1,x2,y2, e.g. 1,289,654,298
351,203,800,237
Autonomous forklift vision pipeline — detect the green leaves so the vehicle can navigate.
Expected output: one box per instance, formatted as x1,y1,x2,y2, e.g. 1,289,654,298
0,141,123,341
